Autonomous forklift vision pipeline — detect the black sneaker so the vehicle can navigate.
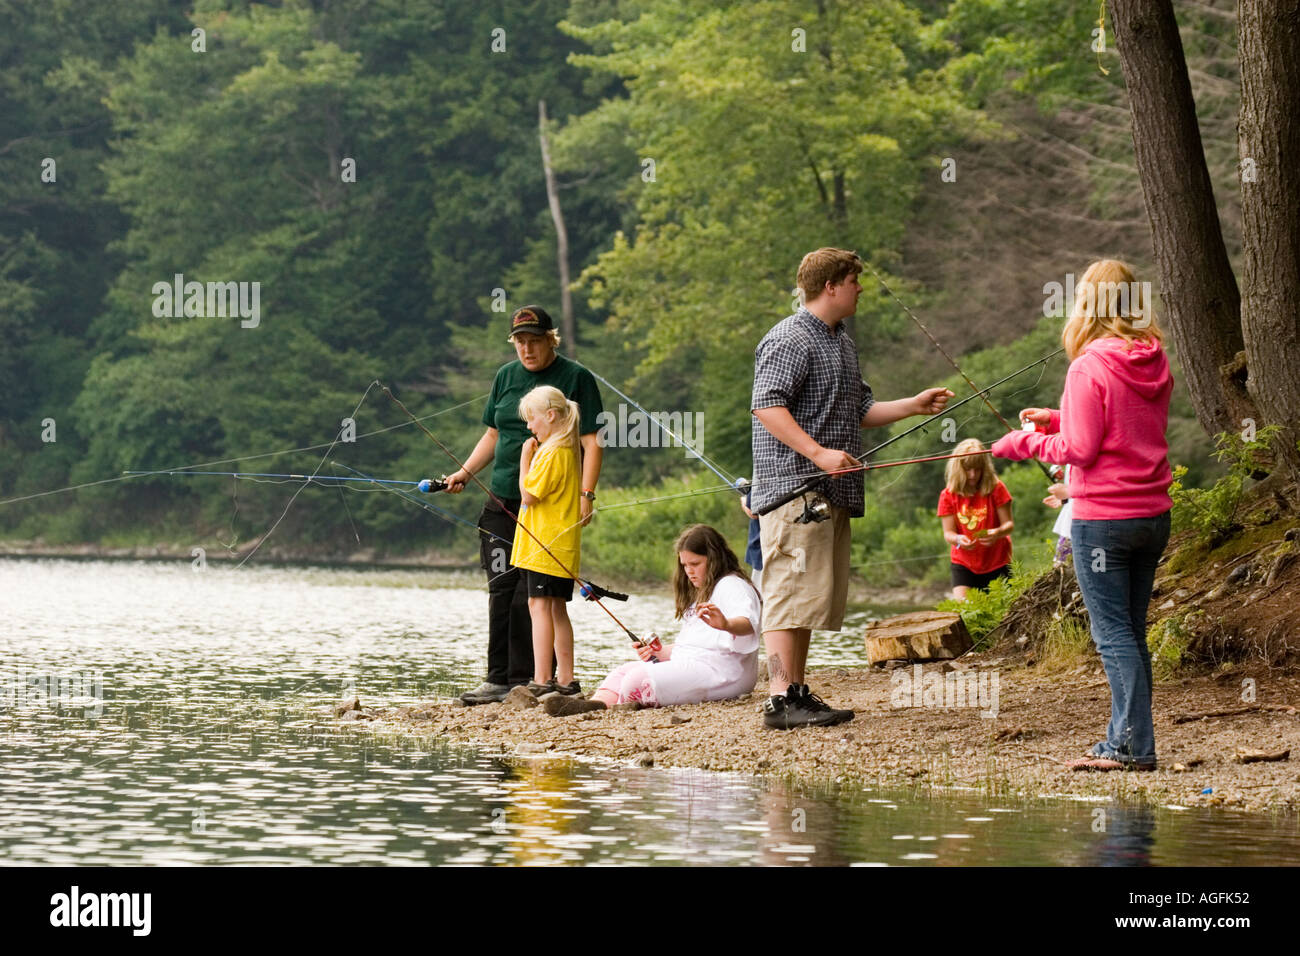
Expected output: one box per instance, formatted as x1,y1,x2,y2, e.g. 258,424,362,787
460,681,511,705
797,684,854,725
525,680,558,697
763,683,854,730
553,680,582,696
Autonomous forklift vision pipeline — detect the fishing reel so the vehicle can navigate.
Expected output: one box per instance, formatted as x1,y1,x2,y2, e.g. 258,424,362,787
793,493,832,524
416,476,449,493
579,580,629,602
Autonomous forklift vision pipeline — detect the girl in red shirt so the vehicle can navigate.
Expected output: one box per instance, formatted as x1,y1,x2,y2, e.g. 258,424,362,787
938,438,1014,600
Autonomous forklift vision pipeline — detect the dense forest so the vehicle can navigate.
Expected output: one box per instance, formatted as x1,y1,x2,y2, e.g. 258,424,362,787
0,0,1277,586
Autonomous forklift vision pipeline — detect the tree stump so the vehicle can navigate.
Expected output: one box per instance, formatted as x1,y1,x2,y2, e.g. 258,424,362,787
864,611,972,665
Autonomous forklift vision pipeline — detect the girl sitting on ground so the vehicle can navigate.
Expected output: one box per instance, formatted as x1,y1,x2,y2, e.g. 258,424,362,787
937,437,1014,601
544,524,761,716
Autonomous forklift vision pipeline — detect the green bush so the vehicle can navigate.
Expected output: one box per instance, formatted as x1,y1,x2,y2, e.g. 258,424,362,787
937,558,1042,649
583,472,749,584
1170,426,1281,547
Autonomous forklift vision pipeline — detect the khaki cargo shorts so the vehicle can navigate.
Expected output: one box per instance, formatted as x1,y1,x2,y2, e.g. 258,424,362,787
758,499,851,632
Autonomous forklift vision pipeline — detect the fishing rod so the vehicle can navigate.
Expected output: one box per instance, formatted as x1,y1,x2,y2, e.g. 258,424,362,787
754,346,1065,518
860,347,1065,461
760,446,997,523
862,261,1055,481
123,469,449,491
380,384,648,654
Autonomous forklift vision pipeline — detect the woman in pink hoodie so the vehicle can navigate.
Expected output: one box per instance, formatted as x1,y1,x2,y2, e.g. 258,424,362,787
992,260,1173,771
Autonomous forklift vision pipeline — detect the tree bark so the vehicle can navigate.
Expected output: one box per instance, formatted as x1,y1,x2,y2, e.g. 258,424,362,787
1237,2,1300,482
538,100,575,356
1110,0,1255,437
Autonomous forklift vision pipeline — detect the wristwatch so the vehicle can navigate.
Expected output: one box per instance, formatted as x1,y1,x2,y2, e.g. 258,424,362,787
581,490,597,502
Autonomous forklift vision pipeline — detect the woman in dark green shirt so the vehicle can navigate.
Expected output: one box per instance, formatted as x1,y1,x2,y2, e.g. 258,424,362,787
444,306,604,703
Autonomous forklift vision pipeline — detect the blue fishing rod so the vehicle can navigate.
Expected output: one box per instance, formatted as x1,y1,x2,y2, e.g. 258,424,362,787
123,469,449,492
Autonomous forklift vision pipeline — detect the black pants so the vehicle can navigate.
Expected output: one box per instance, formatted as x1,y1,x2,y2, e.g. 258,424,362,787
477,497,534,686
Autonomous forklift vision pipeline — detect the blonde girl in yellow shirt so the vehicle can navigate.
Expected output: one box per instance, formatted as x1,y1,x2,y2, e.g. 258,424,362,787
512,385,584,697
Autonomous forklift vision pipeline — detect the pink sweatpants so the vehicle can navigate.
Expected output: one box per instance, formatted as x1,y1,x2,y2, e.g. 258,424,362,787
597,649,757,707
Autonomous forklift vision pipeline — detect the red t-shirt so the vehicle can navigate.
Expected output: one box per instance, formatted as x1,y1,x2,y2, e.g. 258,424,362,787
937,480,1013,574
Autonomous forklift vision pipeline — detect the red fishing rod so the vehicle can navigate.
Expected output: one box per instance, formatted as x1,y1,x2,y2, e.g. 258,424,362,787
863,261,1055,482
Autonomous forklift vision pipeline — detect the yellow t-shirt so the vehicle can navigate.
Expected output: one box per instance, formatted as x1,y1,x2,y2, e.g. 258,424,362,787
510,443,581,578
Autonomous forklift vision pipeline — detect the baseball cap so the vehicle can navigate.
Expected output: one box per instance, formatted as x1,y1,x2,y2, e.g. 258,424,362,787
509,305,555,337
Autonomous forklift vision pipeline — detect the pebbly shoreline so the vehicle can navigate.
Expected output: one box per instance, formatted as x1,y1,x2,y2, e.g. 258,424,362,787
346,657,1300,814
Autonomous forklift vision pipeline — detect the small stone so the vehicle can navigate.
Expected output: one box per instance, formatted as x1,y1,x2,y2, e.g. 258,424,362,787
515,742,548,755
334,697,361,717
449,698,467,708
500,686,539,710
1014,634,1029,647
1158,598,1176,611
340,709,362,721
631,753,654,767
670,714,690,724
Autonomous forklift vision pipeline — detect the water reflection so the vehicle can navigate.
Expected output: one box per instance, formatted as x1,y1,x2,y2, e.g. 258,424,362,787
1,558,1297,866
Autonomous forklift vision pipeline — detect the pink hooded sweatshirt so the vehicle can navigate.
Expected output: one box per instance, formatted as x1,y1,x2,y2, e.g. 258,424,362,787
991,337,1173,520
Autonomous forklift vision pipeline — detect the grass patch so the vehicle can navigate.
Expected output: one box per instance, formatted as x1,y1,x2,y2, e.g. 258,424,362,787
1038,616,1094,671
1147,615,1191,681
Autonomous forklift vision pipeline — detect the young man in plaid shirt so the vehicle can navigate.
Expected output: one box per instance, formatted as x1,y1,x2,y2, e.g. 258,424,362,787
752,248,953,729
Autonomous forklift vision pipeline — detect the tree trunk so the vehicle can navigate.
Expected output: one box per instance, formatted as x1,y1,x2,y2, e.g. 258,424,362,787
1110,0,1255,437
1237,2,1300,483
538,100,575,356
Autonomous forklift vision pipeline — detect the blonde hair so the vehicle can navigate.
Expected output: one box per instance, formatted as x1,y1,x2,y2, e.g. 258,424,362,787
945,438,996,497
518,385,579,452
507,328,562,349
1062,259,1163,360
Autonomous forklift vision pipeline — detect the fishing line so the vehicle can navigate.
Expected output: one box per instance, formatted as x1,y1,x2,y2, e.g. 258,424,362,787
585,368,741,489
233,380,382,569
0,392,489,508
863,261,1055,481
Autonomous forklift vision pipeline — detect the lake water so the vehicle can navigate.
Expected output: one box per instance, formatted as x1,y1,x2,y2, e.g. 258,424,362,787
2,557,1296,866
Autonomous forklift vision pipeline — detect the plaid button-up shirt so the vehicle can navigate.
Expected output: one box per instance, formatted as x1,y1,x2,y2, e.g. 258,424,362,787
751,308,875,517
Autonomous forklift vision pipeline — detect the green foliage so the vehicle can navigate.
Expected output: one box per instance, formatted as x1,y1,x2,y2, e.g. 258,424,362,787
1170,426,1282,547
1039,616,1094,670
1147,615,1190,681
558,0,983,472
583,472,750,583
937,559,1041,649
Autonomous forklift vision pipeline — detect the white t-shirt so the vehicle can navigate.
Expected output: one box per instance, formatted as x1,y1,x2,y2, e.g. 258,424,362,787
1053,499,1073,539
1052,465,1073,539
674,574,762,656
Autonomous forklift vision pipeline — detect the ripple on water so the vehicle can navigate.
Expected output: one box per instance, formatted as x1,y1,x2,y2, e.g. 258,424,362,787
3,558,1299,867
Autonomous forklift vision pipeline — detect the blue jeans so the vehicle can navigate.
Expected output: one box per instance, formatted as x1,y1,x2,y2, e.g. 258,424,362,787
1071,512,1171,767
